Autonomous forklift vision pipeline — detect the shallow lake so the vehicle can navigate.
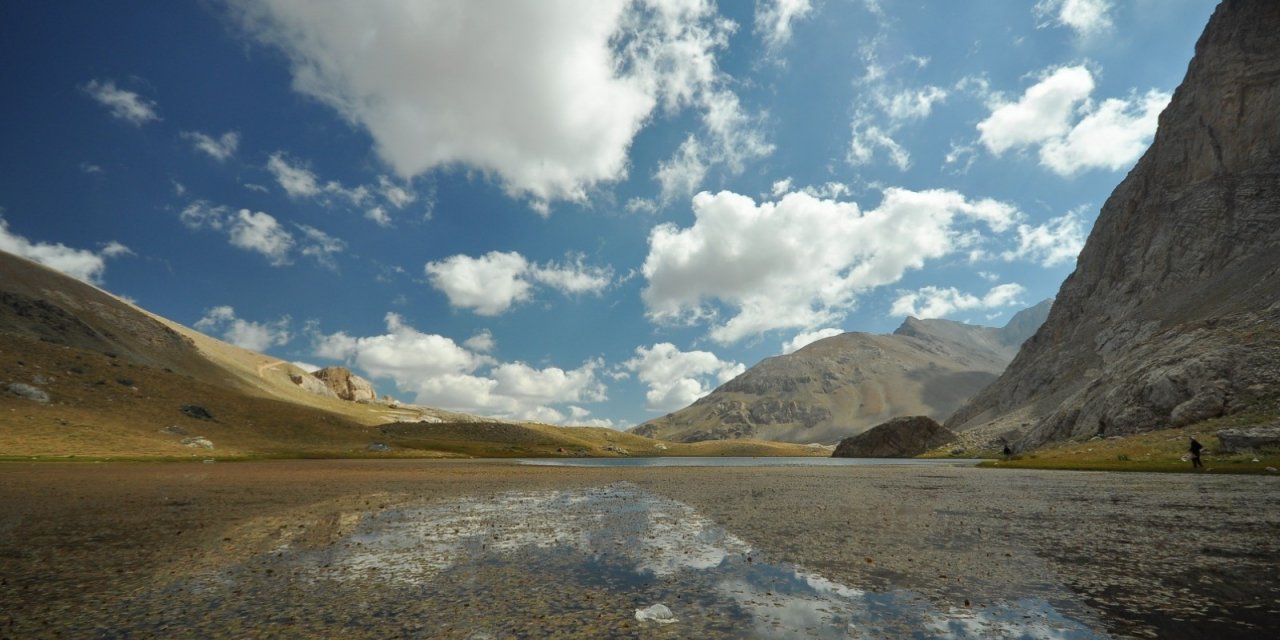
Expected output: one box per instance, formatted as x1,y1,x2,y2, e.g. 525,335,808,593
101,480,1104,639
520,456,985,468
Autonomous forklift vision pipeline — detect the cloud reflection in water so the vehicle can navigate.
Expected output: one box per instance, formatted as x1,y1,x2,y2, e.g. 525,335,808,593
277,483,1105,639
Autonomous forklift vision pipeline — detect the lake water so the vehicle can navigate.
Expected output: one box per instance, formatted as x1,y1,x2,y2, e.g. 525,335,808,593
102,481,1104,638
520,456,985,468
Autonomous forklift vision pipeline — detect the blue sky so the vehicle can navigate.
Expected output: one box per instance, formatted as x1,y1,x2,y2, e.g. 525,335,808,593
0,0,1217,429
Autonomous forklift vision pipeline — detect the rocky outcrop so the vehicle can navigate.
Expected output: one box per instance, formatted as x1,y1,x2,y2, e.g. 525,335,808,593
832,416,956,458
290,370,340,399
1217,426,1280,453
631,301,1050,444
6,382,49,403
312,367,377,403
948,1,1280,449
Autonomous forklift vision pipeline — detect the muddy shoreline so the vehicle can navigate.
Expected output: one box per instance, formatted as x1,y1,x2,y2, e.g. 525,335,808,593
1,460,1276,638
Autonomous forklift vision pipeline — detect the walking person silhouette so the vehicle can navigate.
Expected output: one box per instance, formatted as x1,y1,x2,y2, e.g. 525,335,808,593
1189,436,1204,469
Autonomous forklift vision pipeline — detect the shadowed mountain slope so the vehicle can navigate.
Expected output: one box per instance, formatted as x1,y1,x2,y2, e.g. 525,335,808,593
947,0,1280,450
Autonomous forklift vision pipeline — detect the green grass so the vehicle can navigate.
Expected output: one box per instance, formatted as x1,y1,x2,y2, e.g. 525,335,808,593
975,420,1280,475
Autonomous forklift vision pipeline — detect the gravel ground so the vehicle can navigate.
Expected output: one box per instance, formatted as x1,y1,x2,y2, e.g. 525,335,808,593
0,460,1276,638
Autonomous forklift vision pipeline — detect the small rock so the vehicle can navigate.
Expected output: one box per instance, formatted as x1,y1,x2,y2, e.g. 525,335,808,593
180,404,215,421
366,443,390,452
1266,467,1278,473
6,383,49,403
32,374,50,385
180,436,213,449
634,604,677,624
160,425,189,436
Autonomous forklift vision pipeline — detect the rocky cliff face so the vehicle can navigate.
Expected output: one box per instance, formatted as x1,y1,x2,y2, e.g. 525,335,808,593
312,367,378,403
289,369,339,399
948,0,1280,449
831,416,956,458
631,301,1050,444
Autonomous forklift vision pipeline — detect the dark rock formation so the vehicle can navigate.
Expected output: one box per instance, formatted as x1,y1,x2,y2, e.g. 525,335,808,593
180,404,215,421
832,416,956,458
312,367,377,403
948,1,1280,449
631,301,1050,444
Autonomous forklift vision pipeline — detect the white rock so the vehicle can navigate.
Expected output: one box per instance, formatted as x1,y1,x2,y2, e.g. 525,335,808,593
635,604,677,624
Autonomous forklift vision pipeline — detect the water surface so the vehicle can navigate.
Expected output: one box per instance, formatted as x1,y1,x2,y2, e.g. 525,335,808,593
520,456,985,468
103,482,1105,638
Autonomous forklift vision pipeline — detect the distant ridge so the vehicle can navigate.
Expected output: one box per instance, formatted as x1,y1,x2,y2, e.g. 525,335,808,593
631,300,1051,444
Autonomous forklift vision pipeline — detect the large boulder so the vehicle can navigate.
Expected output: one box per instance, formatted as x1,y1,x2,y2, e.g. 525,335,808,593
832,416,957,458
1217,426,1280,453
312,367,377,403
289,371,339,399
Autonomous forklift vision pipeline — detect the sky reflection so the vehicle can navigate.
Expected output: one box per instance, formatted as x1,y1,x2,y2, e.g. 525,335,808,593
269,483,1107,639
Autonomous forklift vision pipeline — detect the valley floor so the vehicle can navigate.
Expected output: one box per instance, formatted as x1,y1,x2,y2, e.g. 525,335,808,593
1,460,1276,638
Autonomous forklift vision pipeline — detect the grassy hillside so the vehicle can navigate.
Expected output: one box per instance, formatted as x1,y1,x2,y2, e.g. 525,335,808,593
923,410,1280,475
0,251,830,460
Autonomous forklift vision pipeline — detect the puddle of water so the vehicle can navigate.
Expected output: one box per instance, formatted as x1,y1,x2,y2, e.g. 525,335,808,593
102,483,1107,639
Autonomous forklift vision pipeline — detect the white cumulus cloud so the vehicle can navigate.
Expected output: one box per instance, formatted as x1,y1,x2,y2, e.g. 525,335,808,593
0,215,130,285
195,306,291,352
464,329,495,353
296,223,346,269
848,117,911,170
309,313,606,423
876,85,948,123
622,343,744,413
1039,89,1169,176
754,0,814,53
82,79,159,125
977,65,1094,155
890,283,1026,319
266,152,322,199
231,0,758,211
267,152,417,224
425,251,613,316
228,210,295,266
183,131,240,161
781,328,843,355
1035,0,1113,38
642,188,1020,344
1003,206,1090,267
180,202,346,268
977,65,1169,176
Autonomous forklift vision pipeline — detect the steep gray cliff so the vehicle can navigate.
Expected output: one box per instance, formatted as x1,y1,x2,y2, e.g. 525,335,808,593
631,301,1050,444
948,0,1280,449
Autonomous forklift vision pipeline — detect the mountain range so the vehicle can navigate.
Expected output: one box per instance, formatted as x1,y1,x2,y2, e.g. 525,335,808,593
631,300,1051,444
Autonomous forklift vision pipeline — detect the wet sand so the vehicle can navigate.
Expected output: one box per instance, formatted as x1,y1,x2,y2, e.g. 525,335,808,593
1,460,1276,638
